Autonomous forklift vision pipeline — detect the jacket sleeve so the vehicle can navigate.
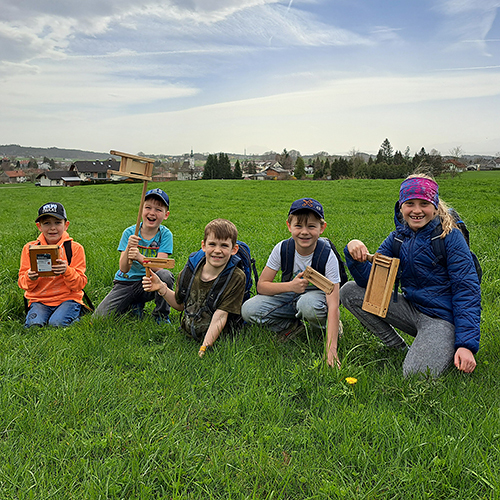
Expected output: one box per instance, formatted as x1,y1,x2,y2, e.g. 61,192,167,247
445,230,481,353
343,246,371,288
343,232,396,288
18,243,37,292
62,241,88,291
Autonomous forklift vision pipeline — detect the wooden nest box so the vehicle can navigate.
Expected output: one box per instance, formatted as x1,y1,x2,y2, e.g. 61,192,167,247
108,150,154,181
362,253,400,318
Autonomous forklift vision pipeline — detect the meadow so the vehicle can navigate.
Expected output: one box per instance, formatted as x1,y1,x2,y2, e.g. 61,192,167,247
0,173,499,499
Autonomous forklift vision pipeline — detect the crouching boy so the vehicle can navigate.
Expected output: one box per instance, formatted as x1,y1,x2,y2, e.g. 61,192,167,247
18,202,88,328
143,219,245,356
241,198,342,368
94,188,174,322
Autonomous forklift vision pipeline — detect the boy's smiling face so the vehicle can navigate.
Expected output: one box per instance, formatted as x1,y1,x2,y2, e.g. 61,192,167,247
286,213,326,256
201,233,238,270
142,197,169,230
36,215,69,244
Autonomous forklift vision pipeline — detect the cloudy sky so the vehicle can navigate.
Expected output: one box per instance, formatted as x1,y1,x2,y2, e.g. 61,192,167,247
1,0,499,156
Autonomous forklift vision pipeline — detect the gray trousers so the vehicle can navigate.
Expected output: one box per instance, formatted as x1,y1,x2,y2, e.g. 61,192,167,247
94,269,174,319
339,281,456,377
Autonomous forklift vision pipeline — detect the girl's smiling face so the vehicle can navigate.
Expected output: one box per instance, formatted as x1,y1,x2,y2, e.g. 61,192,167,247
401,199,438,231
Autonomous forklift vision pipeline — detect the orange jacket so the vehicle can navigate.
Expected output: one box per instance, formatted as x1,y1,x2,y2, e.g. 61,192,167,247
18,231,88,307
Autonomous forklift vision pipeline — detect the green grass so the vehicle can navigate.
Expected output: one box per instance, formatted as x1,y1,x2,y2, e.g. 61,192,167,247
1,173,500,499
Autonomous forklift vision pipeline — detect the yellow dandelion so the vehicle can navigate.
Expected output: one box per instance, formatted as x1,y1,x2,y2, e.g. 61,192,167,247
345,377,358,385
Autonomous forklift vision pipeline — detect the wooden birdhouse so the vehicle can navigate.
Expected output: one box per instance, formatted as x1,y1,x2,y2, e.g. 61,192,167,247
362,253,400,318
108,150,154,181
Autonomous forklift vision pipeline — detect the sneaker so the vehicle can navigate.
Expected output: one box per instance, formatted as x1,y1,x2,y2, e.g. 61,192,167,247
278,320,306,342
155,315,171,325
130,303,144,318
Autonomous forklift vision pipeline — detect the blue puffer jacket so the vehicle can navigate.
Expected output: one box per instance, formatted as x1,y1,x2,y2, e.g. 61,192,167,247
344,205,481,353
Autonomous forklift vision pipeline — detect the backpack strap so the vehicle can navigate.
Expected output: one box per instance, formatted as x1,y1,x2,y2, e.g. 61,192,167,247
280,237,328,282
311,238,329,276
281,237,348,286
63,240,73,265
280,238,295,282
391,232,405,302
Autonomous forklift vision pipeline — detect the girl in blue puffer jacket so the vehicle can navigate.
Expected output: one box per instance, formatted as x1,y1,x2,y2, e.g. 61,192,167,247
340,174,481,377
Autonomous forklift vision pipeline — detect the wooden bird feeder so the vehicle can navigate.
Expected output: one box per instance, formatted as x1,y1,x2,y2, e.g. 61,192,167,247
108,150,154,181
143,258,175,277
108,150,157,263
303,266,335,294
29,245,60,276
362,253,400,318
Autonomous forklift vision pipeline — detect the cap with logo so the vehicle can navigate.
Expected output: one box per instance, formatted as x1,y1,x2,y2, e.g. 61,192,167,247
35,202,67,222
288,198,324,219
145,188,169,208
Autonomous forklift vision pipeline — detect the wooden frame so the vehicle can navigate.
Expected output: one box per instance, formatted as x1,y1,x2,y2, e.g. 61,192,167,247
362,253,400,318
108,150,154,181
29,245,60,276
303,266,335,294
143,258,175,277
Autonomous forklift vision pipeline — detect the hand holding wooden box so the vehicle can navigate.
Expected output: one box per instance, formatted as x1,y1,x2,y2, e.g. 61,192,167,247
29,245,60,277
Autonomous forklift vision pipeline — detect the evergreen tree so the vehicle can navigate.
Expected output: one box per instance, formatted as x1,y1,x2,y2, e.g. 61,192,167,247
202,154,217,179
393,150,404,166
293,157,306,179
380,138,394,164
233,159,243,179
218,153,232,179
247,161,257,174
323,158,331,178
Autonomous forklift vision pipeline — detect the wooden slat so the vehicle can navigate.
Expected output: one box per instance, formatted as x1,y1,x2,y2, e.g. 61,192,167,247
303,266,335,294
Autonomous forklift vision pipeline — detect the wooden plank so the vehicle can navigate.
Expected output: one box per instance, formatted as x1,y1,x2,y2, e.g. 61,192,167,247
303,266,335,294
110,150,156,163
143,258,175,277
362,253,400,318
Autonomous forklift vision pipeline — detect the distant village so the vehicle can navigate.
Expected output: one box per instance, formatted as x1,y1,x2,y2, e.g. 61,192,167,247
1,145,499,186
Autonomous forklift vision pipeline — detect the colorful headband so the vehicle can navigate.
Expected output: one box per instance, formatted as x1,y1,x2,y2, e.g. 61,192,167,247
399,177,439,208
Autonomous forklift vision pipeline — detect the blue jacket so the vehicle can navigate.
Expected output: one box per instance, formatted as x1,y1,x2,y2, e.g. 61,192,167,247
344,205,481,353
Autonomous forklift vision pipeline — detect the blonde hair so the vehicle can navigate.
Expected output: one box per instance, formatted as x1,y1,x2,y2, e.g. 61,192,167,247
203,219,238,246
403,173,457,238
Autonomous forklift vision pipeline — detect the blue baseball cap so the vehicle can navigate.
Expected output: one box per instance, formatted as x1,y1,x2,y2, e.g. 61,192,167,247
288,198,324,219
145,188,169,208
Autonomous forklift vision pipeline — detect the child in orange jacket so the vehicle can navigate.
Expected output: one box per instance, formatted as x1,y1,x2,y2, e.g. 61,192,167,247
18,202,88,327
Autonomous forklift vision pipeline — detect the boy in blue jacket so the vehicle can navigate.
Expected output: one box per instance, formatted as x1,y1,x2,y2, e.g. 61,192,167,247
340,174,481,377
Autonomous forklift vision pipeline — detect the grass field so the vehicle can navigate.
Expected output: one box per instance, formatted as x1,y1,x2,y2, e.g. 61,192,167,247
1,173,499,499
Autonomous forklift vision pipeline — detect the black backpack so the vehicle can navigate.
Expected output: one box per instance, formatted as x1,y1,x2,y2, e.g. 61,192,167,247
23,240,94,314
392,207,482,284
280,237,349,288
177,240,259,340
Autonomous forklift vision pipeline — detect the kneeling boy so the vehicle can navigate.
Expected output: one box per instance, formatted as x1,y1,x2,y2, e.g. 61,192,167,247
241,198,341,368
94,188,174,322
18,202,88,327
143,219,245,356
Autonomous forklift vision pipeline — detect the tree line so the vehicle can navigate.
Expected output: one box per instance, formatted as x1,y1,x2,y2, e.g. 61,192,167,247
200,139,461,181
296,139,445,180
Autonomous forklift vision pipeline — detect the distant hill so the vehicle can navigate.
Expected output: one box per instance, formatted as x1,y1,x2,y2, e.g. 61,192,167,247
0,144,109,161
